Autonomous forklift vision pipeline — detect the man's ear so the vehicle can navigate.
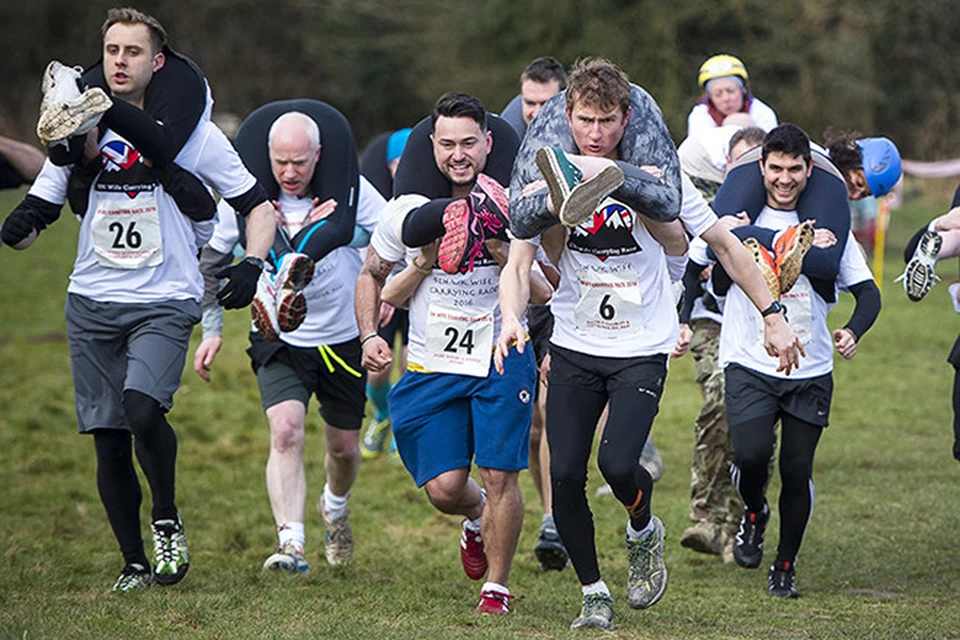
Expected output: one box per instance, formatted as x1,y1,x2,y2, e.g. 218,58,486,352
485,130,493,154
153,51,166,73
623,106,631,127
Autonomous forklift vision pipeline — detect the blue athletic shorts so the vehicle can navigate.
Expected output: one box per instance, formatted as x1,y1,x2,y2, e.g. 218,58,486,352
388,345,536,487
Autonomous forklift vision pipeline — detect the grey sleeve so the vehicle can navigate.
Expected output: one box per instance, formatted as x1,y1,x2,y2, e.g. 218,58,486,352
199,244,233,311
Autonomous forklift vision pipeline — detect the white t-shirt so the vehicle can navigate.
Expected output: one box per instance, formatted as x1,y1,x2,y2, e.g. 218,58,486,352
718,207,873,379
209,175,384,347
686,97,778,138
536,196,678,357
29,121,256,304
369,194,514,371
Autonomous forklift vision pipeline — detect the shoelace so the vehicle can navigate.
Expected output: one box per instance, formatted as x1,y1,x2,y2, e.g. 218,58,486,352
482,591,514,609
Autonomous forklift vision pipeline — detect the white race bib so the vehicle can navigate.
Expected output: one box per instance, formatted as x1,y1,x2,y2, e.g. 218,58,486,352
781,278,813,345
91,196,162,269
574,268,644,338
752,278,813,346
423,303,494,377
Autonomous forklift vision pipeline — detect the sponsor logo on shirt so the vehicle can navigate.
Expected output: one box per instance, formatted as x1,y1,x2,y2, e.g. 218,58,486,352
96,140,157,199
567,203,640,261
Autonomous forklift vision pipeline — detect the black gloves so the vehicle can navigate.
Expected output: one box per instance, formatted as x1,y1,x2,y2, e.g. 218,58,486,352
2,195,62,246
1,209,36,246
216,256,263,309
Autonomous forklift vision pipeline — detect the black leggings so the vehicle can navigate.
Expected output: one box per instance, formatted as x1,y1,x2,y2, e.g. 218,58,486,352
729,412,822,567
92,390,179,566
546,350,664,586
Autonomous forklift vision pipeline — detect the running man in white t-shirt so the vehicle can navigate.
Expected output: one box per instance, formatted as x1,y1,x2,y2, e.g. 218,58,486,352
717,124,881,598
193,109,384,574
497,58,802,630
356,93,551,617
0,9,276,593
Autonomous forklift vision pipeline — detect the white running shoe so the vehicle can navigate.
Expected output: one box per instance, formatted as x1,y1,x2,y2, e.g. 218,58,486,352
274,252,314,333
263,542,310,574
36,61,111,143
896,230,942,302
251,269,281,340
319,495,353,566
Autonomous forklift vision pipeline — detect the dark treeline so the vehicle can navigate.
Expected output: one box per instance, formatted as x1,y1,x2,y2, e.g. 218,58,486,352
3,0,957,158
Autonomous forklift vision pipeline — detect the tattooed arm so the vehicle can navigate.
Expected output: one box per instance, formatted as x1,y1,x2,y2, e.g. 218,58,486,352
355,246,398,372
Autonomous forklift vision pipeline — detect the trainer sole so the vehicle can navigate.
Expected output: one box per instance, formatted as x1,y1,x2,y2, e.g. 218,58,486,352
777,221,815,294
37,88,112,142
437,199,471,275
559,166,625,228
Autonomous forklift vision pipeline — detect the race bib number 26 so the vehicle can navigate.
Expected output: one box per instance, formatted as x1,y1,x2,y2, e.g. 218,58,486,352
91,196,163,270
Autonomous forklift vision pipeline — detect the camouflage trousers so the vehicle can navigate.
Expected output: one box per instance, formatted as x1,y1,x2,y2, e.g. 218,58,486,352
688,319,741,535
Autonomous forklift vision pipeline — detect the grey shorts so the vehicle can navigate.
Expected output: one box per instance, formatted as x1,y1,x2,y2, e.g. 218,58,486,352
250,336,367,430
65,293,201,433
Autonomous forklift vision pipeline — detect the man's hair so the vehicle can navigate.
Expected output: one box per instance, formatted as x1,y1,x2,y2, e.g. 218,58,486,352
761,123,811,164
822,128,863,174
102,7,168,54
268,112,321,150
431,92,487,132
729,126,766,156
521,56,567,90
565,57,630,115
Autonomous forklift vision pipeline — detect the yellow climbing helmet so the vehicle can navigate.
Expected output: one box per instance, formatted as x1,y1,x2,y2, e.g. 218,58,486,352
698,54,749,91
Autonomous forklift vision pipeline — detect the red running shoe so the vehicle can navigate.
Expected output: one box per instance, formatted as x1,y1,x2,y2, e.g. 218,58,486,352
476,589,514,615
460,522,488,580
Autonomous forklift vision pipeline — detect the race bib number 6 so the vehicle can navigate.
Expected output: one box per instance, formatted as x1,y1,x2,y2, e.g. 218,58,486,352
574,269,644,338
91,196,163,270
423,304,494,377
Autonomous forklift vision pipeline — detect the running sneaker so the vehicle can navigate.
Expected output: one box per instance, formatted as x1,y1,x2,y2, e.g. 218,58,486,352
639,438,664,483
569,592,615,630
470,173,510,241
534,516,568,572
152,517,190,586
274,252,314,332
263,542,310,574
475,589,514,615
251,269,281,340
437,198,484,275
112,562,153,592
743,237,781,300
679,520,725,556
460,522,488,580
773,220,814,294
360,417,392,460
36,61,111,143
768,561,800,598
536,146,624,228
896,230,942,301
626,515,667,609
319,496,354,566
733,504,769,569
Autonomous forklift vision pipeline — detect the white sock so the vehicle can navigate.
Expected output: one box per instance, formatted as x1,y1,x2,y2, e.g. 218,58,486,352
277,521,305,548
464,516,482,534
626,517,655,541
582,580,610,597
322,484,349,522
481,581,509,595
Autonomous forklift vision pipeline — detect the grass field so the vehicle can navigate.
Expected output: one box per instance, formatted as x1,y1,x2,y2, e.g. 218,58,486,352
1,184,960,639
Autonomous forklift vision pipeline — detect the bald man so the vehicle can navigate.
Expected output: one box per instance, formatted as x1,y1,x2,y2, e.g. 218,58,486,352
195,110,385,574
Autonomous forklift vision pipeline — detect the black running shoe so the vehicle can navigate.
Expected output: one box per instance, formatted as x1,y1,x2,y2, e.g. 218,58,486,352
733,504,769,569
768,561,799,598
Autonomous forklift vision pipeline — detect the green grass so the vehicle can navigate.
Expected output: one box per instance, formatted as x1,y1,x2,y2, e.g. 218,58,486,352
2,187,960,639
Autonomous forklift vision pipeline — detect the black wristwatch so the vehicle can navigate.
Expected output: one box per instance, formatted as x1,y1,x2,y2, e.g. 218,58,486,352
243,256,265,271
760,300,784,317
